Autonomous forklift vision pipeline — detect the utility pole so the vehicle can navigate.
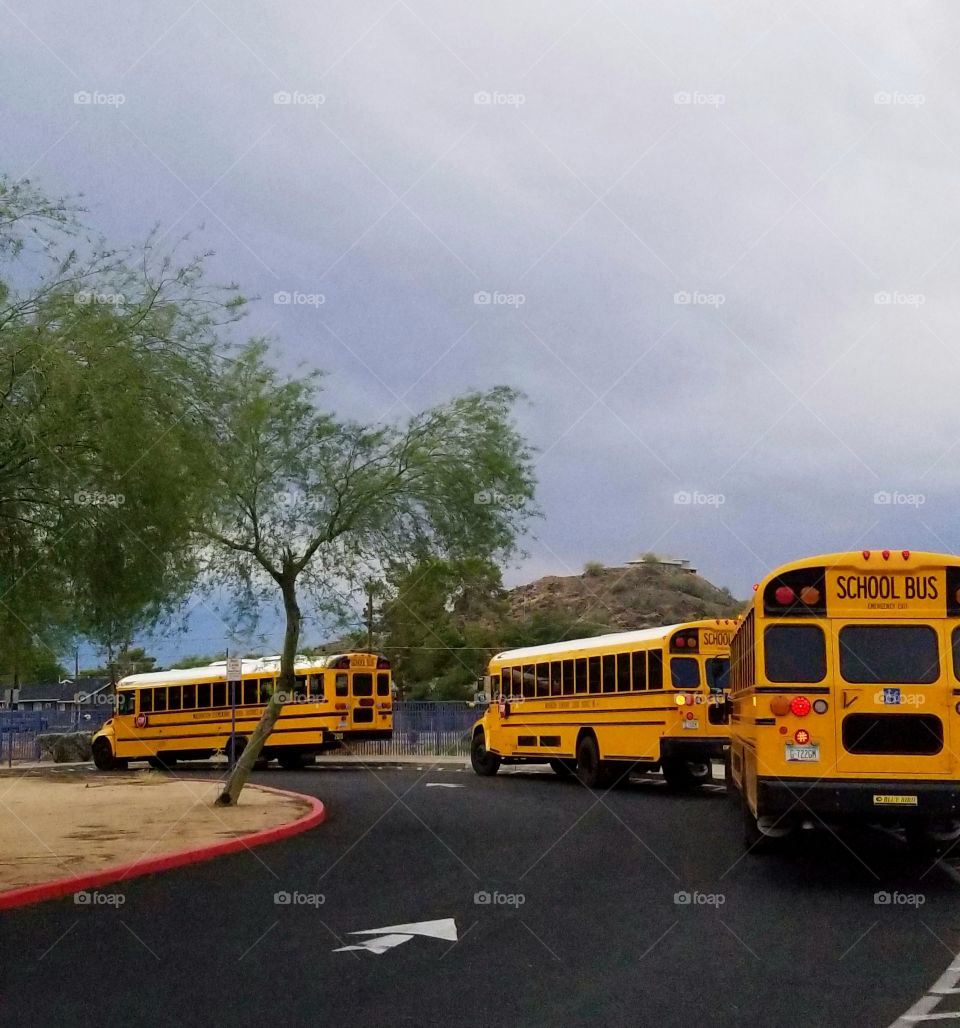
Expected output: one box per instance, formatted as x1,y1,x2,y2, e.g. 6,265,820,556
366,583,375,652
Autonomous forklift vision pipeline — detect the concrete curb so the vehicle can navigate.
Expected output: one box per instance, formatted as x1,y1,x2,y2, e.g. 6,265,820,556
0,781,326,912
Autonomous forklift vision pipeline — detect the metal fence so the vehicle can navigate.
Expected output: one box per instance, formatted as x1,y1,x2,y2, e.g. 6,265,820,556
0,702,482,763
0,709,113,764
345,701,487,758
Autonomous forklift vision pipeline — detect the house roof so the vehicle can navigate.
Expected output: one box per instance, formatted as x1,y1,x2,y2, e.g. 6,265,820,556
16,678,111,703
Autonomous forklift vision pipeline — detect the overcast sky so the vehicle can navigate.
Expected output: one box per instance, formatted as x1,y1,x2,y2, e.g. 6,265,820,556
5,1,960,659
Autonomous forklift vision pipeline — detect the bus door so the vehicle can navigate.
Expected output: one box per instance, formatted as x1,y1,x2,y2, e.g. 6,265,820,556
349,669,377,729
832,620,951,777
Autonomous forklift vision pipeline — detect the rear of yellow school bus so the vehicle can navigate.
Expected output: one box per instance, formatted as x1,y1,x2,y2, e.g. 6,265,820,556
469,619,735,788
729,550,960,853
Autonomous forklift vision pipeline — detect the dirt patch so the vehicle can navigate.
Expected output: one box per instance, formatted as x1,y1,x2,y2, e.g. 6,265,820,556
0,771,312,893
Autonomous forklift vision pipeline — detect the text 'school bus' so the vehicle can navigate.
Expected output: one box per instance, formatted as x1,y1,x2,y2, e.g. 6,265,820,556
729,550,960,854
91,652,393,772
470,619,735,788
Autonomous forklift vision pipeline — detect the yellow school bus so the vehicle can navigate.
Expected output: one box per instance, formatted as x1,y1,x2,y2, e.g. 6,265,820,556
729,549,960,853
470,619,736,788
91,652,393,771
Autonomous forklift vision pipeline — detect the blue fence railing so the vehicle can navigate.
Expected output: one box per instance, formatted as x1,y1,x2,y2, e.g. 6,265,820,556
0,709,113,763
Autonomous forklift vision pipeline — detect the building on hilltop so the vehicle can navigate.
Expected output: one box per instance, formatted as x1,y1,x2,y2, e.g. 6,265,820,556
624,554,697,574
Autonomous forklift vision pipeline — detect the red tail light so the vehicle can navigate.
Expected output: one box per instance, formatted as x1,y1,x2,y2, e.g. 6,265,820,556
774,586,796,605
794,728,810,744
790,696,811,717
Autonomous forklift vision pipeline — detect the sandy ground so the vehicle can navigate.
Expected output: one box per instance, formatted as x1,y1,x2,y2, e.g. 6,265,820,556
0,770,312,892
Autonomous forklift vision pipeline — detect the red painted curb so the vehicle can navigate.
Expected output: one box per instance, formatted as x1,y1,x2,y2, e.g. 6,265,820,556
0,780,326,912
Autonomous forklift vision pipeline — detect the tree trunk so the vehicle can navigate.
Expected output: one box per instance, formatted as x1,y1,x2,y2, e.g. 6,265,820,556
217,571,301,806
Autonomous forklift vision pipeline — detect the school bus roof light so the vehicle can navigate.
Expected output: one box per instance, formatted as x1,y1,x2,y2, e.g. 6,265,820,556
902,550,911,560
881,549,890,560
799,586,821,605
790,696,811,717
862,550,871,560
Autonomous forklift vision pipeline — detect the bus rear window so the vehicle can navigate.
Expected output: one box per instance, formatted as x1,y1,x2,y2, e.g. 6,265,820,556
839,625,938,684
764,625,826,683
377,673,390,697
353,673,373,697
670,657,700,688
706,657,730,693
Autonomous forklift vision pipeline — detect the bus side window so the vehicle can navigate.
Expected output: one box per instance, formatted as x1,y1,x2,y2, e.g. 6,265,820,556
522,664,535,698
140,689,153,713
588,656,601,694
616,652,631,692
602,654,616,693
632,651,647,691
182,685,196,709
648,651,664,690
535,663,550,697
154,688,168,713
376,672,390,697
117,692,135,715
550,660,562,696
575,658,587,693
259,678,274,704
561,660,574,696
167,686,181,711
197,683,211,709
310,674,324,700
212,682,226,708
336,673,348,697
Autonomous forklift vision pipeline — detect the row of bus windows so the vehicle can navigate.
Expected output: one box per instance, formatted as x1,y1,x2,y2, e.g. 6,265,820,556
119,672,390,715
495,651,729,698
763,624,958,685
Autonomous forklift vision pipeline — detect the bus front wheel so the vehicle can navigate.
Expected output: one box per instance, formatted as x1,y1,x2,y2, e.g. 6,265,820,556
92,737,125,771
576,735,611,789
471,733,501,776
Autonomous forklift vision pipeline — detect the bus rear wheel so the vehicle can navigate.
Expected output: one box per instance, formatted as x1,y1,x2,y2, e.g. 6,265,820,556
471,732,501,776
92,737,125,771
576,735,612,789
662,758,708,791
278,751,305,771
741,792,790,854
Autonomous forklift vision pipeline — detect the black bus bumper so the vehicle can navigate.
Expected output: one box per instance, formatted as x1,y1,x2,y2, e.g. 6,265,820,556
661,737,728,762
756,776,960,822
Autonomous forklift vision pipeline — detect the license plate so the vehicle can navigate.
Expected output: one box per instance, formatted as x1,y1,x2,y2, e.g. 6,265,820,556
333,732,344,740
785,744,820,762
682,719,700,730
873,794,918,806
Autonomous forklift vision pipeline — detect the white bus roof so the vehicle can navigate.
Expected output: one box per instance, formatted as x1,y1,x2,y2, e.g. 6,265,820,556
491,625,683,663
117,654,355,689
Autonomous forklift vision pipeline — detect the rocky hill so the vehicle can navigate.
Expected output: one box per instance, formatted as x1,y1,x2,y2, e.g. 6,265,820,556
505,562,743,636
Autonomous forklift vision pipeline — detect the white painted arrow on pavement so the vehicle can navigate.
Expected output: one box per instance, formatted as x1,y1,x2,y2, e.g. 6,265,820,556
333,918,458,955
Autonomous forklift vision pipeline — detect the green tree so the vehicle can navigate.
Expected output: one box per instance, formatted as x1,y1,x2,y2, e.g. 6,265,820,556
0,173,243,683
201,345,537,803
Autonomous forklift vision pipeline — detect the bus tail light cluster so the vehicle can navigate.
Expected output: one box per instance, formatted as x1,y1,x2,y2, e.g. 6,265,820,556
790,696,811,717
769,695,824,716
794,728,810,744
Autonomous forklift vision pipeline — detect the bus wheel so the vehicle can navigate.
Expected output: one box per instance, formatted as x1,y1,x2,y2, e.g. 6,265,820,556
742,793,790,854
548,758,574,778
278,751,305,771
471,732,501,776
92,737,123,771
576,735,611,789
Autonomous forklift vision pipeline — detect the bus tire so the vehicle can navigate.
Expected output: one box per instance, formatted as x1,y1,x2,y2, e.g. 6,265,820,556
548,758,574,778
576,734,611,789
278,751,305,771
226,736,247,763
471,731,501,776
741,791,789,854
92,737,124,771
